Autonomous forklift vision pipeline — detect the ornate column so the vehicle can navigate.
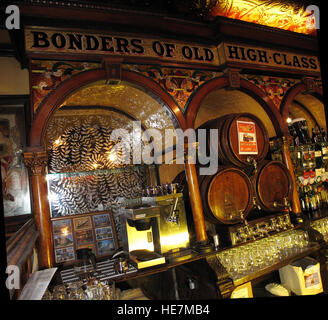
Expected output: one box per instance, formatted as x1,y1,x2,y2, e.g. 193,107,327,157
281,136,302,214
184,143,209,249
24,150,54,268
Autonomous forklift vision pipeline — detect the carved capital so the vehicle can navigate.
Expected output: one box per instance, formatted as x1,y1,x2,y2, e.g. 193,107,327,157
23,151,48,176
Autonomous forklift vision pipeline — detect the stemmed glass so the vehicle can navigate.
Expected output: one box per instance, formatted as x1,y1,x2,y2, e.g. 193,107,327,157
52,284,67,300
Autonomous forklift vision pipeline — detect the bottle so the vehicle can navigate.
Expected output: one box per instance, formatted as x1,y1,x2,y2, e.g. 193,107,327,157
299,185,307,213
304,185,312,215
320,128,328,169
314,185,322,210
314,130,323,169
298,145,310,177
311,128,316,143
300,119,311,144
321,127,327,142
308,143,316,171
322,181,328,208
309,185,319,212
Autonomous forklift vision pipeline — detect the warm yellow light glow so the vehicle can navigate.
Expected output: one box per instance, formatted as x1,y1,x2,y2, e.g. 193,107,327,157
160,231,190,248
210,0,316,35
107,151,117,162
54,138,62,146
93,163,99,169
287,117,292,124
61,227,69,236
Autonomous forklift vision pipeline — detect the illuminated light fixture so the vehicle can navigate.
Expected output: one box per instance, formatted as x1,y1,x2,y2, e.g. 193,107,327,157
209,0,317,35
107,150,117,162
92,163,99,169
287,117,292,124
54,138,62,146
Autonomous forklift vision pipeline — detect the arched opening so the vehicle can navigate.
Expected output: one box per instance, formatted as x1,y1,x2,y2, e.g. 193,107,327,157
280,83,324,136
27,68,194,265
287,93,326,136
44,79,183,184
194,88,277,138
186,77,284,137
29,68,186,149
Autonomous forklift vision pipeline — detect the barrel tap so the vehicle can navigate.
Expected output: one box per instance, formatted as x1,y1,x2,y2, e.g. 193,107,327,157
252,196,261,211
239,211,253,241
246,156,257,173
239,211,247,225
272,197,290,211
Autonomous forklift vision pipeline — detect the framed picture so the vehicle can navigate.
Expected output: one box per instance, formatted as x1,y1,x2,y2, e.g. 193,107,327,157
93,213,111,228
54,233,74,248
52,219,72,235
51,211,119,265
75,229,94,246
0,99,31,218
96,239,115,256
95,226,113,241
73,216,92,231
55,246,75,263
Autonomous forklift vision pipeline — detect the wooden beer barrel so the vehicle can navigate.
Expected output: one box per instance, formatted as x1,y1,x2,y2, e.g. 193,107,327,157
199,166,254,224
252,160,293,212
197,113,269,168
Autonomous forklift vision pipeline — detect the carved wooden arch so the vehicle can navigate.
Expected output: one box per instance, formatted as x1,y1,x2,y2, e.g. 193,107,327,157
280,82,324,133
185,77,285,136
29,68,187,149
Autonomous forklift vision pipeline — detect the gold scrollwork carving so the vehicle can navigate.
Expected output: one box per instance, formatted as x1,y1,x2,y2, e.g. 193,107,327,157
23,151,48,175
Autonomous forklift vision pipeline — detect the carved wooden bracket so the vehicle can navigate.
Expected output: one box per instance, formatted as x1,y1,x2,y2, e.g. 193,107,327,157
302,76,316,94
23,151,48,176
224,68,241,89
102,57,123,84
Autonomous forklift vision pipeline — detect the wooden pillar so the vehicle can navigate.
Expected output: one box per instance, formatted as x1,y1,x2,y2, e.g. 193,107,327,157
24,150,54,268
184,143,208,244
281,136,302,214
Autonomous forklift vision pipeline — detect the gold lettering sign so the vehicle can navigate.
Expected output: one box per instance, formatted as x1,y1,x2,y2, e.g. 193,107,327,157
24,27,219,65
218,42,320,73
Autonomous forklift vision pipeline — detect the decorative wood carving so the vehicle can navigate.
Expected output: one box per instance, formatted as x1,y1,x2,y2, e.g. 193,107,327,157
102,57,123,83
302,76,316,94
224,68,241,89
23,151,48,176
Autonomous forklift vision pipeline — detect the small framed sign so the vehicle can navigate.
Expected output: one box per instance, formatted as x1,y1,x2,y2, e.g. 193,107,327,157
237,120,258,155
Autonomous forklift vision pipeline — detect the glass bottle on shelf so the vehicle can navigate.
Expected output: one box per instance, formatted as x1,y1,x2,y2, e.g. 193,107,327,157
313,128,323,170
307,143,316,172
300,119,311,144
298,184,307,213
320,128,328,169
